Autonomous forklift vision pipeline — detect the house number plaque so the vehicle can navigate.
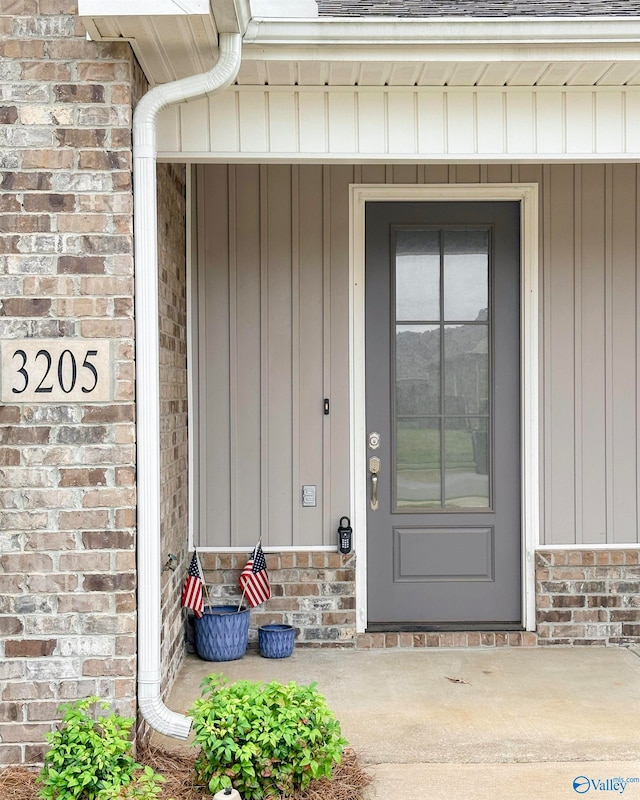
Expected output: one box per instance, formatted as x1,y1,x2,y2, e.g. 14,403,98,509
1,340,113,403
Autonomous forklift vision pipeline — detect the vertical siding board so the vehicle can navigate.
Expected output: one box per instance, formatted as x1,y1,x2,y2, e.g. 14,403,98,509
357,92,386,154
200,166,231,547
322,167,333,543
179,97,210,152
578,165,607,544
417,92,446,155
299,91,327,153
625,92,640,154
455,164,481,183
360,164,387,183
604,166,615,541
328,92,357,154
447,91,475,154
547,165,577,543
268,92,298,154
424,164,450,183
536,92,564,155
229,168,239,546
156,106,180,153
260,166,270,543
265,166,294,546
506,92,534,155
328,166,354,541
573,168,583,544
476,92,504,154
596,93,623,155
291,168,301,545
486,164,513,183
233,166,263,547
637,166,640,540
566,92,594,154
610,164,639,542
391,164,418,183
239,91,268,153
298,166,326,545
387,91,417,154
209,91,239,153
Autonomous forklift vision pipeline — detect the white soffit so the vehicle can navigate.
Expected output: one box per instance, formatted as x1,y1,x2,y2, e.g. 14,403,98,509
240,17,640,87
79,0,253,84
235,60,640,87
79,4,640,87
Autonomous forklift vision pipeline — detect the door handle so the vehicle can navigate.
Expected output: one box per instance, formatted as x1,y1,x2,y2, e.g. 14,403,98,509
369,456,380,511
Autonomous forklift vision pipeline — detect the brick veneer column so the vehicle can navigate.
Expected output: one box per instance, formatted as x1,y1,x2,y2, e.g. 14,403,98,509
0,0,139,765
536,549,640,645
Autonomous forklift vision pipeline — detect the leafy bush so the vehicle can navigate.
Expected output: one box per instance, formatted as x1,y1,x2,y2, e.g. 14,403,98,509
37,697,164,800
190,674,348,799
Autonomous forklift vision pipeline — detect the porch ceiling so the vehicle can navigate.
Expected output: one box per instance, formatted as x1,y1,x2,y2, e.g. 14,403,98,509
80,6,640,87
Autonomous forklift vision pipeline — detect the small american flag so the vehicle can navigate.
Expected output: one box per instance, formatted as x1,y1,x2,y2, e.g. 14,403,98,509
181,551,204,618
238,542,271,608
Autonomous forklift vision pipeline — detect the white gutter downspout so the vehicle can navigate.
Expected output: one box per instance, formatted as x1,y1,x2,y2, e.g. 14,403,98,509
133,32,242,739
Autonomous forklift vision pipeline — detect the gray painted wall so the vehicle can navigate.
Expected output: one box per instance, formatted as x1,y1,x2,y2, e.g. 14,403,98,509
195,163,640,548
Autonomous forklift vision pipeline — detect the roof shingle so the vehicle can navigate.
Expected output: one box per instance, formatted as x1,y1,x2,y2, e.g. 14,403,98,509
317,0,640,16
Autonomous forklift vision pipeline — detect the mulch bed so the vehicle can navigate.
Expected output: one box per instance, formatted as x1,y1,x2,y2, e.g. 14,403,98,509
0,746,372,800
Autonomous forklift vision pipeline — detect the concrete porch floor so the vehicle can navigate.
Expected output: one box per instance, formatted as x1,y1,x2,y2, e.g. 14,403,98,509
154,647,640,799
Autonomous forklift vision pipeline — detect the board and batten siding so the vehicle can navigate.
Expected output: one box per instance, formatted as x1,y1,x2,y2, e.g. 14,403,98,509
195,163,640,549
158,87,640,162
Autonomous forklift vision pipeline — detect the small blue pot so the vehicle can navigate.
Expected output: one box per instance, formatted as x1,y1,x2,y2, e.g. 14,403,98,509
258,624,296,659
195,605,250,661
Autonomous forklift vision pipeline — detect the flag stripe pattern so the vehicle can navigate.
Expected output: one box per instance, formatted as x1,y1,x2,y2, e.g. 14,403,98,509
238,543,271,608
181,551,204,618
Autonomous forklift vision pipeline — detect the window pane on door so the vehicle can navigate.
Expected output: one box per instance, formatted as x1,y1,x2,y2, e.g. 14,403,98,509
396,325,440,416
444,325,489,415
443,229,489,321
396,418,441,508
395,229,440,321
444,417,490,508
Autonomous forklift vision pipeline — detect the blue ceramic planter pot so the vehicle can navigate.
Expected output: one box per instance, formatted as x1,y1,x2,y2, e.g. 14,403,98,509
195,605,250,661
258,624,296,659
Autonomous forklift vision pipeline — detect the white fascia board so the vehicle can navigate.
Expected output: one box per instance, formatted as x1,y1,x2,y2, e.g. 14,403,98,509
250,0,318,18
79,0,209,14
243,16,640,49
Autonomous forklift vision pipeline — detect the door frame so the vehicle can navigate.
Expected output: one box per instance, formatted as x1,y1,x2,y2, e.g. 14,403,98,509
349,183,540,634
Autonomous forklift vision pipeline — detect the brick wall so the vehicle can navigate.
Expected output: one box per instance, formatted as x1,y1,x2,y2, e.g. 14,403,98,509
536,550,640,645
200,551,357,646
0,0,139,765
157,162,188,692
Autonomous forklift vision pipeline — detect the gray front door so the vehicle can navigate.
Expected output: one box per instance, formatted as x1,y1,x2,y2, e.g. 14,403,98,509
365,201,521,628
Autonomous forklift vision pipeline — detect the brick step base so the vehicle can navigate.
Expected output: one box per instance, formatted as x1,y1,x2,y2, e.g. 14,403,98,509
356,631,539,648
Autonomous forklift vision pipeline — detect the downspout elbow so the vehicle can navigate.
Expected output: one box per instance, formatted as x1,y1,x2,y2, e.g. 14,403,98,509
134,33,242,147
138,686,192,740
134,31,242,741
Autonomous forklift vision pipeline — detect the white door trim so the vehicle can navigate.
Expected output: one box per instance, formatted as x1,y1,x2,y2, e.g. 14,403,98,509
349,183,540,634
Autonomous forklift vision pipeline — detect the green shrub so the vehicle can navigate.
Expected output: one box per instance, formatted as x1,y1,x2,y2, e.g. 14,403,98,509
37,697,164,800
190,674,348,799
